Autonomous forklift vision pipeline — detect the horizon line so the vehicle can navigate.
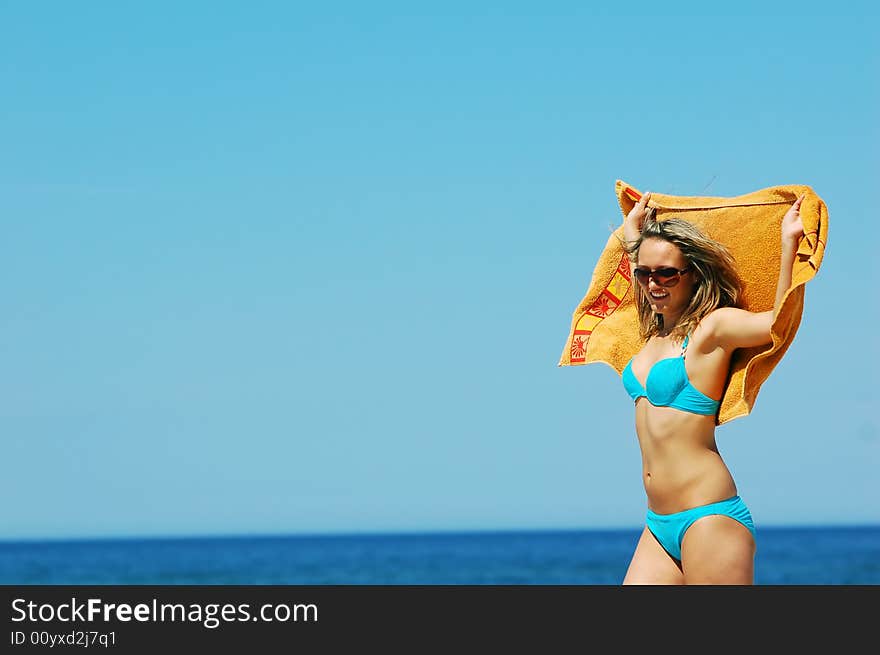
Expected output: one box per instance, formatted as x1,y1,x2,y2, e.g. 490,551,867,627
2,521,878,545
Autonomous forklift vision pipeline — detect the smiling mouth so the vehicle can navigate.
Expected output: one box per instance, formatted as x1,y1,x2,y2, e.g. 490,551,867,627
649,292,668,299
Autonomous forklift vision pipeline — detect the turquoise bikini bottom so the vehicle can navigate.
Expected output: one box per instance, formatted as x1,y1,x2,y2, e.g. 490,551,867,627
645,495,756,561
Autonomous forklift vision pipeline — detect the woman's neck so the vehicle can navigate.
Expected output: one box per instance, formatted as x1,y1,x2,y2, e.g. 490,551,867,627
656,312,685,338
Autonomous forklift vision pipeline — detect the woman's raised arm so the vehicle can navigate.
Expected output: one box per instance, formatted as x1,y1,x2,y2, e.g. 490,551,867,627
773,193,806,316
707,194,806,350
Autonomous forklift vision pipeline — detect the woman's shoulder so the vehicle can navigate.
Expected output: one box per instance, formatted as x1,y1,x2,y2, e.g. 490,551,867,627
691,306,773,353
686,310,725,355
700,307,742,323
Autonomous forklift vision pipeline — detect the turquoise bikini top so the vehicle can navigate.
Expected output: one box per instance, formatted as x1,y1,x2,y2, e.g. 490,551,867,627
621,334,721,416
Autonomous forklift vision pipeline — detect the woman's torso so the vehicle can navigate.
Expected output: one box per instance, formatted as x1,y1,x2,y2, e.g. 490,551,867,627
626,318,737,513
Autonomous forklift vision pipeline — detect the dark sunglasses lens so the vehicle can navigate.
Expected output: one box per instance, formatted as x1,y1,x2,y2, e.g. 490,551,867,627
654,268,680,286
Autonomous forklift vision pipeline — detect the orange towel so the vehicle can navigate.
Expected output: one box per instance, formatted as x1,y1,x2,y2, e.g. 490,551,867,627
558,179,829,425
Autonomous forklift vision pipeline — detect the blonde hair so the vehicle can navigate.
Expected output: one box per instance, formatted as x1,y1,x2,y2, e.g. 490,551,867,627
621,211,743,342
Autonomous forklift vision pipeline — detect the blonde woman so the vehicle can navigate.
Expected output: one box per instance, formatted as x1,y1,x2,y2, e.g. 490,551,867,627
619,191,805,584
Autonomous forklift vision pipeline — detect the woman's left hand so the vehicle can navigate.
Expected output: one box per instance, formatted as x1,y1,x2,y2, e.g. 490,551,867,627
781,194,806,246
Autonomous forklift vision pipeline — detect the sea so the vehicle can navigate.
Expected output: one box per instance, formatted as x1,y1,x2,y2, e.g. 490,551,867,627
1,525,878,585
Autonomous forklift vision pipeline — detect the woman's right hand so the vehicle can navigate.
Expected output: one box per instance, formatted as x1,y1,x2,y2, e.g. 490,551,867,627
625,191,652,232
623,191,653,249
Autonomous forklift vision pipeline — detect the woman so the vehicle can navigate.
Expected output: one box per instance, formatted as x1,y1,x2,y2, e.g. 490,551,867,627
619,190,805,584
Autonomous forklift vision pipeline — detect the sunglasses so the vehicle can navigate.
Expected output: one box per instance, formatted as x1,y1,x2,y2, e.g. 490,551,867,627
633,266,692,287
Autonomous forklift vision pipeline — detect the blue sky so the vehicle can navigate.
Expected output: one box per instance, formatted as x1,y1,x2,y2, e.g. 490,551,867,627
1,3,877,540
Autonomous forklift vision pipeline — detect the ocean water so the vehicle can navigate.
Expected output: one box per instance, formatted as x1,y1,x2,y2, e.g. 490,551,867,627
1,525,877,585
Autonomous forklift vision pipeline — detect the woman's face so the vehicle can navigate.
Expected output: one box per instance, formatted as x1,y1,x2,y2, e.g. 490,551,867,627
635,237,697,316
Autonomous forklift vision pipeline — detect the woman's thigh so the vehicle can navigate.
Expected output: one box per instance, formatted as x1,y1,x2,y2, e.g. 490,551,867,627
680,515,756,584
622,527,684,585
